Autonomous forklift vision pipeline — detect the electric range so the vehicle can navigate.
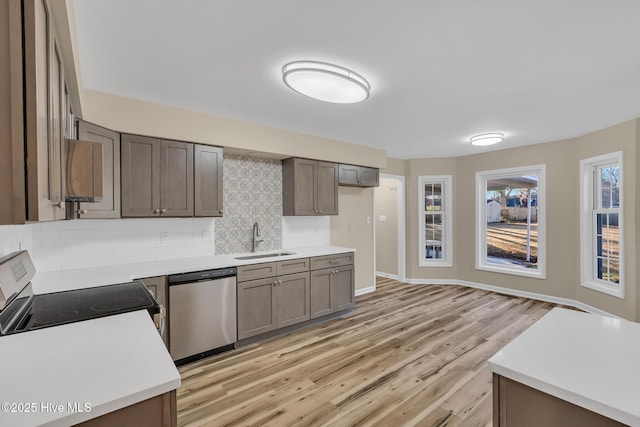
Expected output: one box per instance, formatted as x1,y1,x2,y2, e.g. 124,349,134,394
0,251,160,336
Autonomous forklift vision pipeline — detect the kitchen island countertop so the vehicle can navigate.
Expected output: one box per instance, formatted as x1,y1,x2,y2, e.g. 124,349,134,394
488,307,640,426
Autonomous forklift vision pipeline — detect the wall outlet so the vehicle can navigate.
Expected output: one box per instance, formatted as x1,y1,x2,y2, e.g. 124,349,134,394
379,215,386,222
366,216,371,224
160,232,169,244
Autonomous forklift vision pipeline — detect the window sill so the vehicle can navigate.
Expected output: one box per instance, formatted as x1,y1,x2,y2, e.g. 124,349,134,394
581,280,624,299
419,260,453,268
476,263,546,279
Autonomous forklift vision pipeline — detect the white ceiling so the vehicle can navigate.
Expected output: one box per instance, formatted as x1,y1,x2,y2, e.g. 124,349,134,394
72,0,640,159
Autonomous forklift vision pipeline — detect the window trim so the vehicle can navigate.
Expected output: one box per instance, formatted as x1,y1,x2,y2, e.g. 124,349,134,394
579,151,624,299
475,164,546,279
418,175,453,267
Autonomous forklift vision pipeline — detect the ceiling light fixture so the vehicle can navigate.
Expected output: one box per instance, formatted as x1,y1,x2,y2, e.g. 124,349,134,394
282,61,370,104
470,133,504,146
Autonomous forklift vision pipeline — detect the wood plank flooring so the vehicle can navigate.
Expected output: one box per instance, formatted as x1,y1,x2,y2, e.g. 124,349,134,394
177,277,560,427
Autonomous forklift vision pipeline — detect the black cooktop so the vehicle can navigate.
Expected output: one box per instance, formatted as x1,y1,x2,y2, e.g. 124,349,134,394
0,281,159,335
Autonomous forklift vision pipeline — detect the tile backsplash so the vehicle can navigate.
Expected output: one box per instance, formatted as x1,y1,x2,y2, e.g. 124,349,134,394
0,154,330,272
31,218,216,271
215,154,283,254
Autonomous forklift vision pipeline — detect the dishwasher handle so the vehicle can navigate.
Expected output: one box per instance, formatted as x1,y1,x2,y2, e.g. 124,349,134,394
168,267,237,285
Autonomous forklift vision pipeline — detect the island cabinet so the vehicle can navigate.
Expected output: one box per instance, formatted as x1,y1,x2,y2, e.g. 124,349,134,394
74,390,176,427
338,164,379,187
74,120,121,219
282,158,338,216
121,135,194,217
493,374,625,427
310,253,355,318
237,258,311,339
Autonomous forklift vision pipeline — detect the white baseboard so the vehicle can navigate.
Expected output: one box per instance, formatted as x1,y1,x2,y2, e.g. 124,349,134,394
355,285,376,296
375,271,399,280
400,278,619,319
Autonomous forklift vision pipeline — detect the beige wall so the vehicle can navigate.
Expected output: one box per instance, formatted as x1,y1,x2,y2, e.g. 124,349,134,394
383,157,407,176
396,120,639,320
375,177,399,276
405,157,458,280
81,90,387,169
572,120,637,319
331,187,375,292
456,138,579,300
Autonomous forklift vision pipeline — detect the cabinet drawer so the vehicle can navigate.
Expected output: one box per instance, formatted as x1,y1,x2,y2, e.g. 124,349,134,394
237,262,277,282
276,258,309,276
310,253,354,270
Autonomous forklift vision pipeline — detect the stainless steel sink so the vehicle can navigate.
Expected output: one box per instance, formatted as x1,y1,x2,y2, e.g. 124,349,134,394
234,251,296,260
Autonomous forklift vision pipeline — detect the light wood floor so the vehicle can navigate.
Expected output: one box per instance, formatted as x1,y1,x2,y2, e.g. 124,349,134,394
177,277,558,427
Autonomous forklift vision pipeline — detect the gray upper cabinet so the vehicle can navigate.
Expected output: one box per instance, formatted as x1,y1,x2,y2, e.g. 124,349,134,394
160,140,193,217
338,164,379,187
121,134,193,217
194,144,223,217
76,120,120,219
282,157,338,216
24,0,67,222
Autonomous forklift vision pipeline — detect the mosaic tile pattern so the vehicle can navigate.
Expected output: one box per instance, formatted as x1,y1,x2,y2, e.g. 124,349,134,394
215,154,283,254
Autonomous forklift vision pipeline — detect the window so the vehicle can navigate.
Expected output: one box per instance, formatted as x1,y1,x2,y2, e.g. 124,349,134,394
476,165,546,278
419,175,452,266
580,152,624,298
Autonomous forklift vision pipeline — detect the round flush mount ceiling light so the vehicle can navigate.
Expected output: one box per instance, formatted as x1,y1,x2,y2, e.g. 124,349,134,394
282,61,370,104
470,133,504,146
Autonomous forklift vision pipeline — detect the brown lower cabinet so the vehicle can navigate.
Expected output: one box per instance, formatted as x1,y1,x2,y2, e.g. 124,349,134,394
74,390,176,427
310,265,355,318
237,271,310,339
493,374,625,427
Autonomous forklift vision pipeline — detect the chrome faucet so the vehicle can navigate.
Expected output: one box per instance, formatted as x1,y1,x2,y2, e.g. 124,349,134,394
252,222,264,252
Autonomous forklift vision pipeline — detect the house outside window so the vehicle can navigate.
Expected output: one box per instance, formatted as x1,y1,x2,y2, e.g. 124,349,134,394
419,175,452,267
580,152,624,298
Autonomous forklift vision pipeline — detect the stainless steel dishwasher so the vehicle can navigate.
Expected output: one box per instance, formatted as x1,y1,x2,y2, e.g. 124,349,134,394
168,267,236,365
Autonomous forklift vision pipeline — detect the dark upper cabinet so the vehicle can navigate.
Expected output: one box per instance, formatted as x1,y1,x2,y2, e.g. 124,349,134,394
121,134,193,217
24,0,67,222
160,139,193,217
194,144,223,217
75,120,120,219
282,158,338,216
338,164,379,187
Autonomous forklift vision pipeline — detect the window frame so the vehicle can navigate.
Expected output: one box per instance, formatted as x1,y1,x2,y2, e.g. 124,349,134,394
418,175,453,267
579,151,624,299
475,164,546,279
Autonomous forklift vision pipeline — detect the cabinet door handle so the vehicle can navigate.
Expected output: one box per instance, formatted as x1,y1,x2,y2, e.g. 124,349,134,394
153,209,160,214
160,209,167,214
218,210,223,215
78,209,88,215
53,201,64,210
318,210,322,214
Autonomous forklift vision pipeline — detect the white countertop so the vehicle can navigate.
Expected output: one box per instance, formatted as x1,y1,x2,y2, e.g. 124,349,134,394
31,245,355,293
0,310,179,427
1,245,354,426
488,307,640,426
